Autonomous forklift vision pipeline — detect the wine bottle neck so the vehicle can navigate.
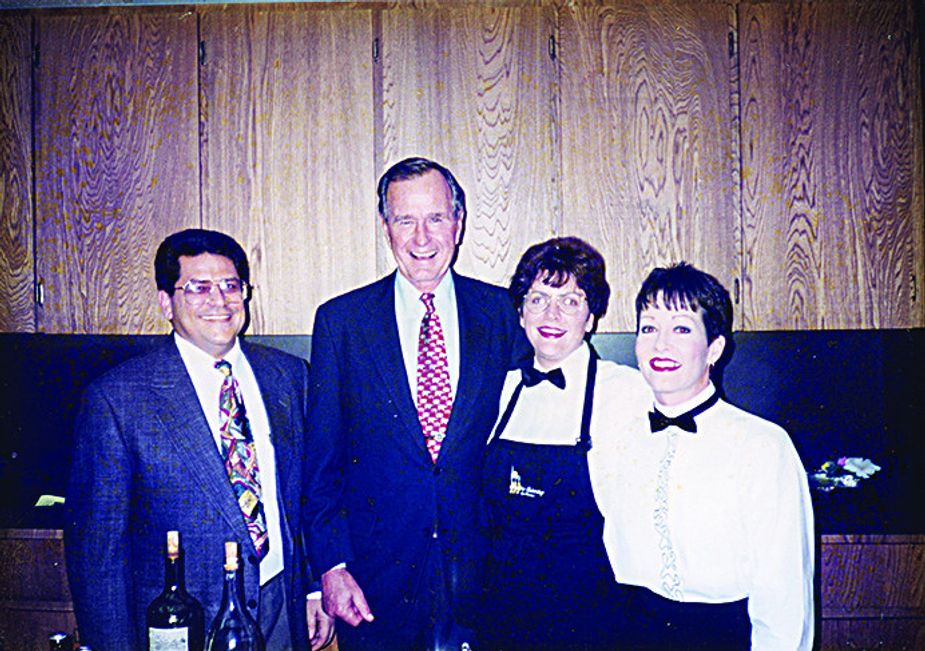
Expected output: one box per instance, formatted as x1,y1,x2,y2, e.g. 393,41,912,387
222,568,243,609
164,556,183,590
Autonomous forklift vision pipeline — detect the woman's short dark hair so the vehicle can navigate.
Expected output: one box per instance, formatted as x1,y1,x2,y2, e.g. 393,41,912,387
634,262,732,344
154,229,250,295
377,157,466,221
509,237,610,321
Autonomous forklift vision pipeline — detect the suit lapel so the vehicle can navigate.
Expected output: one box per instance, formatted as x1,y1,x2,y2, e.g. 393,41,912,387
149,341,250,539
357,274,429,456
244,344,289,458
438,276,491,460
243,342,296,551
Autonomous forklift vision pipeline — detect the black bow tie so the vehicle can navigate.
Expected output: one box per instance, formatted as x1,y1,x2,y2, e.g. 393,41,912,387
648,410,696,433
521,366,566,390
648,391,720,434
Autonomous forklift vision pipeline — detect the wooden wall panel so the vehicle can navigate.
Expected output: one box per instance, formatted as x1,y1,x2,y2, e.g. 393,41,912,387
821,619,925,651
378,6,558,288
0,529,76,651
0,16,35,333
34,9,199,334
821,535,925,616
201,6,375,334
820,535,925,649
559,3,740,333
739,1,924,329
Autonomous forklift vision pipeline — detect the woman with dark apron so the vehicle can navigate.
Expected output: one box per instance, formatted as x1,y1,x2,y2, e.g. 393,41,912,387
480,237,650,650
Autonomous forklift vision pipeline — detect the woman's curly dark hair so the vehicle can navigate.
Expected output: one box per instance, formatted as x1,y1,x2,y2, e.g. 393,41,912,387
509,237,610,324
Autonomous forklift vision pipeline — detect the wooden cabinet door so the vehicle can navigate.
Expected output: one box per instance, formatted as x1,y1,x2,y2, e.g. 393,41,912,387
34,9,199,334
559,3,740,333
739,1,924,329
200,5,375,335
0,15,34,333
821,535,925,649
0,530,76,651
378,6,559,288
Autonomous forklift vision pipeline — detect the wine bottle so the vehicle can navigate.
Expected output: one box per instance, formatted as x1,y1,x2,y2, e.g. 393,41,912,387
147,530,205,651
206,542,265,651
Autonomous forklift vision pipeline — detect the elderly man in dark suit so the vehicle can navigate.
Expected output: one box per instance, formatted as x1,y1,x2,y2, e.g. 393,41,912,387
304,157,528,650
65,229,333,650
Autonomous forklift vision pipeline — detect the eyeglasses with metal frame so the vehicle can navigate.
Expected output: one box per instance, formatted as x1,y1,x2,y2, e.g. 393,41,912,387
522,291,587,316
174,278,250,305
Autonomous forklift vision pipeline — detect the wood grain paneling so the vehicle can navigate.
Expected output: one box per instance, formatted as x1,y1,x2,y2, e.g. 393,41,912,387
820,535,925,650
821,534,925,616
34,9,199,334
200,5,375,335
0,529,76,651
8,1,925,334
821,619,925,651
739,1,924,329
378,6,558,288
0,15,35,333
559,3,739,332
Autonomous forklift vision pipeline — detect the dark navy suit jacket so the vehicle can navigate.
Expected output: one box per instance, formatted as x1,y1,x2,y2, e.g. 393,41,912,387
65,338,311,650
303,271,526,635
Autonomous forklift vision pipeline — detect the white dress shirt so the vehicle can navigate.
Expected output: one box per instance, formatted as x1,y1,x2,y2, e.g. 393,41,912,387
591,383,815,650
394,271,460,395
491,342,651,448
175,334,284,586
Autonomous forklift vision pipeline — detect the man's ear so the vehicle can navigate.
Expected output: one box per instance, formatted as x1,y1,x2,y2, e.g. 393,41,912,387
454,212,466,245
380,213,392,241
158,290,174,321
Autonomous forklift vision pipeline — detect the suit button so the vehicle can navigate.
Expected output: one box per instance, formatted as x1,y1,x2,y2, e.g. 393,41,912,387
247,554,258,565
352,457,360,464
433,466,441,476
248,598,258,610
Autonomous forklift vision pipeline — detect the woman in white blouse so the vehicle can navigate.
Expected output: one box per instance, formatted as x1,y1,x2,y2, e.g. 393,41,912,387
591,262,815,650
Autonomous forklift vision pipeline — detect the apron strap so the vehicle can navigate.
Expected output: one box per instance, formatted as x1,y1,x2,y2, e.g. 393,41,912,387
491,344,600,449
578,345,599,451
490,380,525,444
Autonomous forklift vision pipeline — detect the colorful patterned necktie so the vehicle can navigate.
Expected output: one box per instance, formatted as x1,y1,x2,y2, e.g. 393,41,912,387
416,293,453,463
215,360,269,560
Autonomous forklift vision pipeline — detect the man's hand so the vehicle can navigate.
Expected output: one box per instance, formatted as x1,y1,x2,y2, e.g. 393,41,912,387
321,567,375,627
306,597,336,650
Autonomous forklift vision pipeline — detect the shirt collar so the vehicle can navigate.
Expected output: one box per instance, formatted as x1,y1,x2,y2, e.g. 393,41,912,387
173,332,243,374
653,382,717,418
394,269,456,315
534,340,589,385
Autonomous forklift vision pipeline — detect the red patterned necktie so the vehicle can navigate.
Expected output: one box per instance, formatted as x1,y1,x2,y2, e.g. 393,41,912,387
215,360,269,560
416,293,453,463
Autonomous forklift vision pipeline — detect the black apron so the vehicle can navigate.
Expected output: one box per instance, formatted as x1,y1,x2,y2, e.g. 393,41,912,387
481,350,632,651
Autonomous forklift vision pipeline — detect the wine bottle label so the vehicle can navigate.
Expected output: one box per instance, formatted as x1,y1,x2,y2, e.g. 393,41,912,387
149,626,191,651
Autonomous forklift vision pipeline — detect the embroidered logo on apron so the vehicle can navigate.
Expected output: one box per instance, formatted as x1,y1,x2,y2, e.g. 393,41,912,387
509,465,545,498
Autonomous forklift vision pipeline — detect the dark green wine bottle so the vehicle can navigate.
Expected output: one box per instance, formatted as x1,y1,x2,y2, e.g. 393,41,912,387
146,530,205,651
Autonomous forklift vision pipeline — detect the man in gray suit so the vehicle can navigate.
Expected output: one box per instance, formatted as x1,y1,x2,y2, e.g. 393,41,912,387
65,229,333,650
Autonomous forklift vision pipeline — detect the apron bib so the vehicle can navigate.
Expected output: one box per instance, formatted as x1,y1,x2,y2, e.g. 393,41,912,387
482,350,631,650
